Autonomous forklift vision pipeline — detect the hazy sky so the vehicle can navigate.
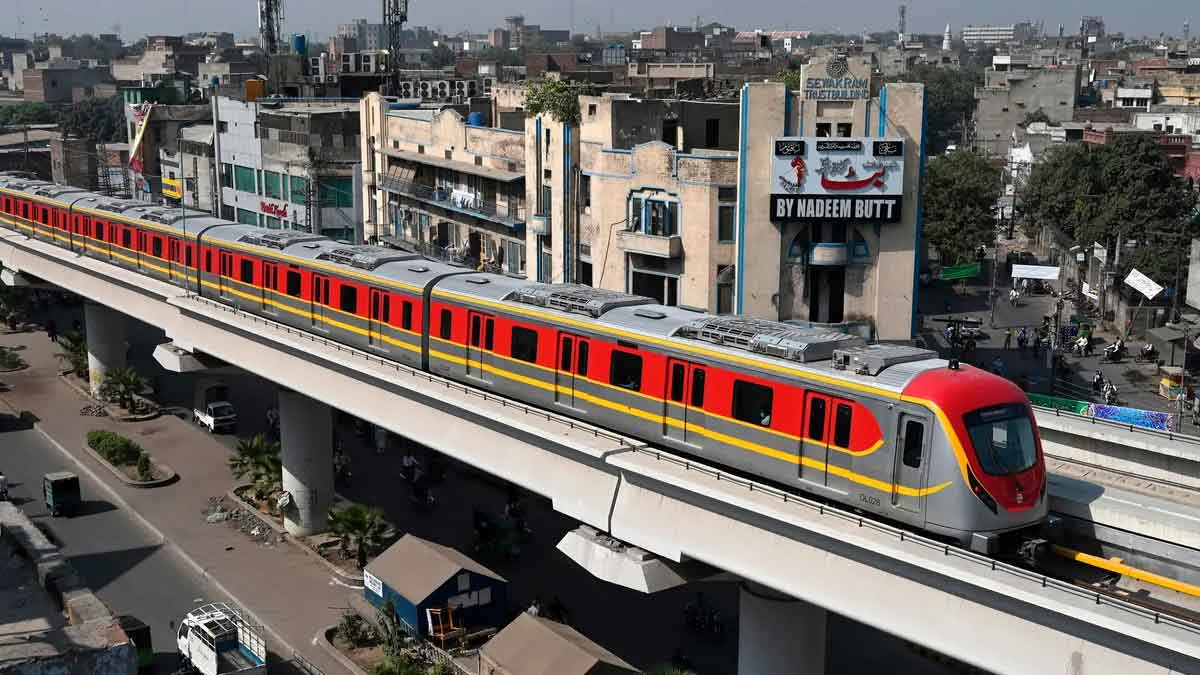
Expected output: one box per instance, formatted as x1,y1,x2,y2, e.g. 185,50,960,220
2,0,1193,42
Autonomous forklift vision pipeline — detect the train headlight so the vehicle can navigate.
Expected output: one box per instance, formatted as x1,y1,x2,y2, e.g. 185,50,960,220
968,470,998,514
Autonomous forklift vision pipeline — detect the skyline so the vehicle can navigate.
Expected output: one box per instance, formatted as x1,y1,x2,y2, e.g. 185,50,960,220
1,0,1193,43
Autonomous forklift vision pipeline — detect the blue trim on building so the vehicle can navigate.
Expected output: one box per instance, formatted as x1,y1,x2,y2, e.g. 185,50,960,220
878,85,888,138
911,86,929,339
797,99,804,135
563,124,572,284
783,88,793,136
865,99,873,137
734,86,750,313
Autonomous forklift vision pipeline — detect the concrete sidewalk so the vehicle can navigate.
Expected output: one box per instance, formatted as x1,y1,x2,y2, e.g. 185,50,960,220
0,329,353,675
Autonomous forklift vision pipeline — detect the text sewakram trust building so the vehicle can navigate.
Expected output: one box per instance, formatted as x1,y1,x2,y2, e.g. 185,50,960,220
736,55,926,341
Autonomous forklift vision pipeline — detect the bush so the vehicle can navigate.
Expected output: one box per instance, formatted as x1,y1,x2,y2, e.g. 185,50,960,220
0,346,23,369
334,611,377,649
87,430,143,466
136,451,153,481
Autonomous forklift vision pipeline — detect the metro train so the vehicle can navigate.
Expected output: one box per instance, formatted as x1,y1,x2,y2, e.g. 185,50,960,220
0,173,1047,554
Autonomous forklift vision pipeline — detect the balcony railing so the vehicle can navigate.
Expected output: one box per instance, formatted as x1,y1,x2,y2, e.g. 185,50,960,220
379,175,525,229
616,229,683,258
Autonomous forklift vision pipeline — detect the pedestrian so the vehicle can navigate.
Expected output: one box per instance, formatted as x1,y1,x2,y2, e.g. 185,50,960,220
526,597,542,617
1017,327,1028,351
45,319,58,344
1009,288,1019,307
401,451,419,482
1003,328,1012,350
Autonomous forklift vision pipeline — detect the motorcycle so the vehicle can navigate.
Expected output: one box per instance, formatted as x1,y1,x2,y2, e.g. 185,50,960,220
1103,381,1119,405
1101,342,1125,363
1135,344,1158,364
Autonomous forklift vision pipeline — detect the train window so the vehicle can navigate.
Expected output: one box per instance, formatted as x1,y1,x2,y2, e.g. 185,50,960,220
401,302,413,330
511,326,538,363
559,338,573,370
471,315,482,347
94,222,104,240
439,309,453,340
609,350,643,391
902,420,924,469
240,259,254,283
185,246,193,267
339,285,358,313
690,369,705,408
807,398,826,441
732,380,774,426
285,270,302,296
669,363,685,402
484,318,494,351
204,251,213,273
834,404,853,448
577,342,589,377
151,238,163,258
121,229,132,249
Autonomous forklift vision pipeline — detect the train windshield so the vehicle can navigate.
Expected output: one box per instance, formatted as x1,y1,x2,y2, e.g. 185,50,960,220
964,403,1038,476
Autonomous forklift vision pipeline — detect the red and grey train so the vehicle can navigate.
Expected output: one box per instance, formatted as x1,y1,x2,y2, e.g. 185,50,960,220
0,174,1047,554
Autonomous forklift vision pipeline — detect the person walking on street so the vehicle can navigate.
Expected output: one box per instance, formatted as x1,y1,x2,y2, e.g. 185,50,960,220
1017,327,1028,352
1003,328,1012,350
45,319,58,344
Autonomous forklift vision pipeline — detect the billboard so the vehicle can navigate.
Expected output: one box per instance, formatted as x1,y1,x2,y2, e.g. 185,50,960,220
769,137,906,223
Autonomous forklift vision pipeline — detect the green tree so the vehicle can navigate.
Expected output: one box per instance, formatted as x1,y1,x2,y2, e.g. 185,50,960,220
54,331,89,377
101,367,146,410
1020,135,1197,283
889,65,979,154
524,79,595,125
228,434,283,501
776,68,804,91
922,150,1002,264
327,503,397,569
59,95,126,144
0,102,57,128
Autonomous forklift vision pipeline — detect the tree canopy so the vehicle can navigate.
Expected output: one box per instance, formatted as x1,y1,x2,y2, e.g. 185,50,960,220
524,79,595,125
922,149,1002,264
59,95,126,144
0,102,57,128
889,65,979,155
1019,135,1197,283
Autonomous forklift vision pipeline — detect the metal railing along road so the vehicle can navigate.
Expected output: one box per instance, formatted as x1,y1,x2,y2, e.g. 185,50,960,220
181,295,1200,637
1031,402,1200,446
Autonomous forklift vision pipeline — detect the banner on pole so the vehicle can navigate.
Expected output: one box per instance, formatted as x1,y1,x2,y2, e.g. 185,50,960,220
1123,268,1164,300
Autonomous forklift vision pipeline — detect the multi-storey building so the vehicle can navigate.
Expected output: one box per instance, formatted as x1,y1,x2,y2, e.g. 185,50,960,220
525,55,928,339
214,97,363,242
337,19,389,52
961,23,1035,46
360,96,529,276
974,55,1080,158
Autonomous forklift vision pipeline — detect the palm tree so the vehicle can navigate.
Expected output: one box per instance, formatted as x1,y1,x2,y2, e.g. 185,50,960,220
228,434,282,501
328,503,397,569
54,331,88,377
102,367,146,410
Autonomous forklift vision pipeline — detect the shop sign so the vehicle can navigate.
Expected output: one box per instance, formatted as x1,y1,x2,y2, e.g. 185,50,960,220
770,136,905,223
804,56,870,100
261,201,289,219
363,570,383,596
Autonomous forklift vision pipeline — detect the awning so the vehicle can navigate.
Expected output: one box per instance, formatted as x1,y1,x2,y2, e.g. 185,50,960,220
386,148,524,182
1011,264,1060,280
940,263,981,280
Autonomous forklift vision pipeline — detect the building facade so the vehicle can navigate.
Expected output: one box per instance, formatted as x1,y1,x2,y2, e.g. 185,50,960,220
337,20,389,52
960,23,1035,46
360,95,528,275
215,97,363,242
974,59,1080,158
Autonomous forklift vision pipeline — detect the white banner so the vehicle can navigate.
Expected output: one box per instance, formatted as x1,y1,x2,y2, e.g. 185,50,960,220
363,570,383,596
1011,264,1060,280
1124,268,1164,300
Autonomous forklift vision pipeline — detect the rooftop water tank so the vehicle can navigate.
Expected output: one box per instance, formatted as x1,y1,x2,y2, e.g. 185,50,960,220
467,112,484,126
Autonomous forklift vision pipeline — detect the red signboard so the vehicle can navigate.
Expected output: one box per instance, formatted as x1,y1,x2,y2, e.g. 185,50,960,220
260,201,289,219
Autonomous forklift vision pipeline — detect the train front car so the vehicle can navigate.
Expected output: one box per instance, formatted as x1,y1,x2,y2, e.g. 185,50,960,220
903,365,1047,555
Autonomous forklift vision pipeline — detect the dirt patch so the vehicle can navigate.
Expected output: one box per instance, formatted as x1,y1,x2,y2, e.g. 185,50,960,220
335,639,383,673
303,534,365,575
202,494,285,547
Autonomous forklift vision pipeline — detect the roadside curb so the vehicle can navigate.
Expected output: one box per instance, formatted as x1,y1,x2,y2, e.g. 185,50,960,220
226,486,364,584
28,421,315,672
79,443,176,488
314,626,370,675
57,373,161,422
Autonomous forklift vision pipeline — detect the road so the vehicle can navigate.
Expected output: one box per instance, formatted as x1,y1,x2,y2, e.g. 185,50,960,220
2,426,213,673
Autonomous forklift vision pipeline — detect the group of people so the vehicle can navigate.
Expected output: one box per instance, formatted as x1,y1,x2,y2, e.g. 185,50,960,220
1092,370,1120,405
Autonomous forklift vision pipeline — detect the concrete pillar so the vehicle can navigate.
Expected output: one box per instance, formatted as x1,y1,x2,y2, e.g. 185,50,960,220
278,388,334,536
84,302,126,398
738,582,827,675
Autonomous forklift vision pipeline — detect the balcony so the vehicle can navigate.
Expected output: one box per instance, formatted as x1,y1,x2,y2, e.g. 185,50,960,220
378,175,525,230
616,229,683,258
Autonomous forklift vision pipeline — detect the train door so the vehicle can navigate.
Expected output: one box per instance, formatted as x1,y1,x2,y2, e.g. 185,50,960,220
168,239,182,282
892,414,929,515
218,251,234,298
465,311,494,380
311,274,330,329
801,392,833,485
663,359,705,446
261,262,278,313
136,230,147,271
554,332,589,407
369,289,391,349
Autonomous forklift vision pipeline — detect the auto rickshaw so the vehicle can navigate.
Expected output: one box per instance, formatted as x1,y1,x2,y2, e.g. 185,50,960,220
117,615,153,672
43,472,80,517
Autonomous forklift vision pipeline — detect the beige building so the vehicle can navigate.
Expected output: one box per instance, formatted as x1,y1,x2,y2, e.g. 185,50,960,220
736,56,927,339
524,95,740,311
361,95,529,275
